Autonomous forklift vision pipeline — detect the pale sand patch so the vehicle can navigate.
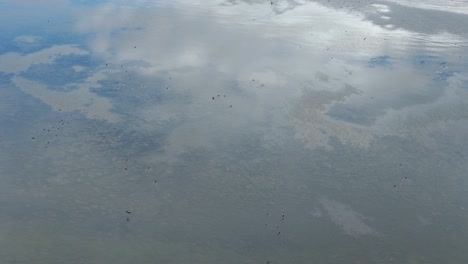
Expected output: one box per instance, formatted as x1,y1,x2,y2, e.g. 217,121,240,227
14,35,42,44
0,45,88,74
320,198,381,237
290,85,373,150
13,75,119,123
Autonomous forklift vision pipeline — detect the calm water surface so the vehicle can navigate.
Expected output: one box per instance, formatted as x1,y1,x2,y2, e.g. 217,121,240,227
1,0,468,263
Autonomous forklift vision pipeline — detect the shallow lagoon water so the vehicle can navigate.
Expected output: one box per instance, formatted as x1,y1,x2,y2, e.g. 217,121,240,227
1,0,468,263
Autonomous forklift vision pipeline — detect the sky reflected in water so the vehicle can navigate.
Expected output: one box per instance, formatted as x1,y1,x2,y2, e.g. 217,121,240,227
1,0,468,263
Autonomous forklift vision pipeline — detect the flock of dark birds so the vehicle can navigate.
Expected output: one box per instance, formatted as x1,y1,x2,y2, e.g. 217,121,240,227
31,113,71,149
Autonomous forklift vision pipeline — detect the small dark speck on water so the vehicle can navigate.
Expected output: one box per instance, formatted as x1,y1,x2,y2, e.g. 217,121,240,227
124,168,127,170
127,217,130,222
32,137,34,139
212,97,215,100
277,232,281,236
230,105,232,108
126,211,131,214
394,185,397,188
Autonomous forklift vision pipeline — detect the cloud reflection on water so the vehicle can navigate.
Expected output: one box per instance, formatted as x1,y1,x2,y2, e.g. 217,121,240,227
70,0,468,152
1,1,468,263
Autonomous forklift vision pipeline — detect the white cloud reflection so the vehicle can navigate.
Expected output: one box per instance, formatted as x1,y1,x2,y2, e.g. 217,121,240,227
70,0,468,152
3,0,466,152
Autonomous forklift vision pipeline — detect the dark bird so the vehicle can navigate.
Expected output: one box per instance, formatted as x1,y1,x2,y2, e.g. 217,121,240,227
126,211,131,214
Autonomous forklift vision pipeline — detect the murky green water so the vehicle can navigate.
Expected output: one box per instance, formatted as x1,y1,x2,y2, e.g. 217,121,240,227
1,0,468,263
